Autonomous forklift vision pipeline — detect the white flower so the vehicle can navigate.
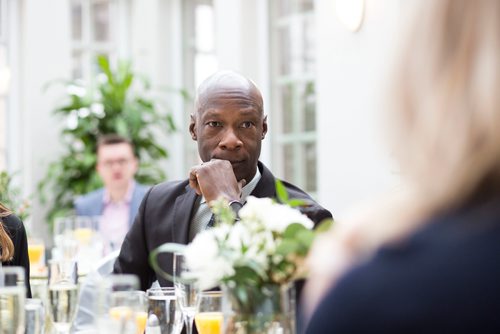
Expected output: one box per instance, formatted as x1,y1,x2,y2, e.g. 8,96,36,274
180,195,319,288
90,103,105,118
240,196,314,232
77,107,90,118
185,230,234,290
66,84,86,97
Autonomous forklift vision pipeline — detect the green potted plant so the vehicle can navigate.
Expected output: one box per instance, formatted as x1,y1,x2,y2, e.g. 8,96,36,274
39,55,186,227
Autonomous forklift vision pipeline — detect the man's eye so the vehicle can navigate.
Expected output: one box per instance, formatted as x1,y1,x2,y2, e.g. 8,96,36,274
207,121,222,127
241,121,254,129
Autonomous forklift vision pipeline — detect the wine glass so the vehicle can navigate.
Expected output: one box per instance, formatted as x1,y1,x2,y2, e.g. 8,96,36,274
25,298,45,334
195,291,223,334
173,253,199,334
96,274,143,334
73,216,104,275
52,217,78,261
146,287,183,334
47,260,78,334
0,266,26,334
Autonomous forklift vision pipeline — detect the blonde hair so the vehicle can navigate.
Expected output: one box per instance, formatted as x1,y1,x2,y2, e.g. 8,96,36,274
388,0,500,216
0,202,15,262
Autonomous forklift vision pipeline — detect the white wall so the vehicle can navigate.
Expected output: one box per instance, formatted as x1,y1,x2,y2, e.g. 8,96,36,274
21,0,70,238
316,0,403,217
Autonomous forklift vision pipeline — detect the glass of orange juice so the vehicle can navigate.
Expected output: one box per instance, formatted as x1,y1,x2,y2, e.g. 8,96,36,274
195,291,223,334
27,238,45,275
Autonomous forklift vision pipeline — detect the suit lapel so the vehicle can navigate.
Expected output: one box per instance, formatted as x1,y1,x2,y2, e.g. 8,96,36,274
250,162,277,199
171,185,198,244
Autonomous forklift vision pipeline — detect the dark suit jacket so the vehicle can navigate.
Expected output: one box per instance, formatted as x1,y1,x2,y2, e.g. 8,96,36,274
1,214,32,297
305,195,500,334
114,161,332,291
74,182,149,227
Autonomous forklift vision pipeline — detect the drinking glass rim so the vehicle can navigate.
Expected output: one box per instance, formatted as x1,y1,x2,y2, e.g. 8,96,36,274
146,286,176,296
199,290,222,297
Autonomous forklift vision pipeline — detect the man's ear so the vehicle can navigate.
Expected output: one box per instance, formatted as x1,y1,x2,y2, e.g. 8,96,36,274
189,114,197,140
261,115,268,140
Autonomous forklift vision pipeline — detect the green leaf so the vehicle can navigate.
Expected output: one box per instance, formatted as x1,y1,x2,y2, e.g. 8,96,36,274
315,218,334,233
275,179,289,204
276,239,301,256
149,243,188,283
283,223,307,239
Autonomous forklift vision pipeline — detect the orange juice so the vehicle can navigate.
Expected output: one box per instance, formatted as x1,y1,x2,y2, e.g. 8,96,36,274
73,228,93,244
109,306,133,321
195,312,223,334
28,243,44,264
135,311,148,334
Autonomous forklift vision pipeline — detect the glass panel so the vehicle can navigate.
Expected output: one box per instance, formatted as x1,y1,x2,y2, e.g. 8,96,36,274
302,81,315,132
71,0,83,41
92,1,110,42
280,85,293,133
283,144,294,182
276,0,314,17
304,142,317,192
277,17,315,76
71,50,83,79
195,4,214,53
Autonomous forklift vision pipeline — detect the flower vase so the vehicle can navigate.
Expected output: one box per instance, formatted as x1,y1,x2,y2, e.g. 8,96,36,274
222,283,296,334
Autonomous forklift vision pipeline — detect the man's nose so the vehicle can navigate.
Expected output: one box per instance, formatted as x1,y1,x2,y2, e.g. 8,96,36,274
219,128,243,150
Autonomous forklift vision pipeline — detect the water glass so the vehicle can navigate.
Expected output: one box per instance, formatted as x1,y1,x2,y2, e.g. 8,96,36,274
0,266,26,334
146,287,183,334
27,238,46,276
25,298,45,334
47,260,78,334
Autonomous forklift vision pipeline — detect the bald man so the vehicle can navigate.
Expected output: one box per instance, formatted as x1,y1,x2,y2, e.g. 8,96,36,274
113,70,332,290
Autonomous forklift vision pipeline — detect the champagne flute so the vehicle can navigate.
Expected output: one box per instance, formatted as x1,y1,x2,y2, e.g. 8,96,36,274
47,260,78,334
147,287,183,334
0,266,26,334
96,274,142,334
173,253,199,334
195,291,223,334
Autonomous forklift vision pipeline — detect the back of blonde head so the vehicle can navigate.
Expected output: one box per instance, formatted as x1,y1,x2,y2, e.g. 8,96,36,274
389,0,500,214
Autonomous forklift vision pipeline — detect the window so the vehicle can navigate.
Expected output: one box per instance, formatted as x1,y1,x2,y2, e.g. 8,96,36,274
269,0,317,193
70,0,124,81
0,0,9,170
182,0,217,168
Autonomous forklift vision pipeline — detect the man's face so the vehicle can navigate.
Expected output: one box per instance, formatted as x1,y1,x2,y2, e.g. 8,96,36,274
96,143,138,190
189,90,268,183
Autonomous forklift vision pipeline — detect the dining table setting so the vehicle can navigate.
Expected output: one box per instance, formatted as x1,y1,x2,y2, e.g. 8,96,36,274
2,193,332,334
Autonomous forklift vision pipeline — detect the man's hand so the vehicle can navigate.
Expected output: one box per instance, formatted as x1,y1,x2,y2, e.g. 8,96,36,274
188,159,246,204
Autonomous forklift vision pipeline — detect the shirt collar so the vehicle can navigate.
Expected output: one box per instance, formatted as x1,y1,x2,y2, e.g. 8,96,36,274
103,181,135,205
200,168,262,204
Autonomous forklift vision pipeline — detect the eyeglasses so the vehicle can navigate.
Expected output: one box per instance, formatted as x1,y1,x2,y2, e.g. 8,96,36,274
99,158,133,168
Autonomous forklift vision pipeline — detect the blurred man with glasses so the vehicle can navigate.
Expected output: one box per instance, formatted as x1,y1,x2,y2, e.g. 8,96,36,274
74,134,149,252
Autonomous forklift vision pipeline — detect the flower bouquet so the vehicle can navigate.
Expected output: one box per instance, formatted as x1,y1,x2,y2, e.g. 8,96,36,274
150,181,332,333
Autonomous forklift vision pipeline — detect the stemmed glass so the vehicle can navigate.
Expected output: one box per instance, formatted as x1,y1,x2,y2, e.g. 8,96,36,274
47,260,78,334
195,291,223,334
0,266,26,334
96,274,144,334
146,287,183,334
173,253,199,334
